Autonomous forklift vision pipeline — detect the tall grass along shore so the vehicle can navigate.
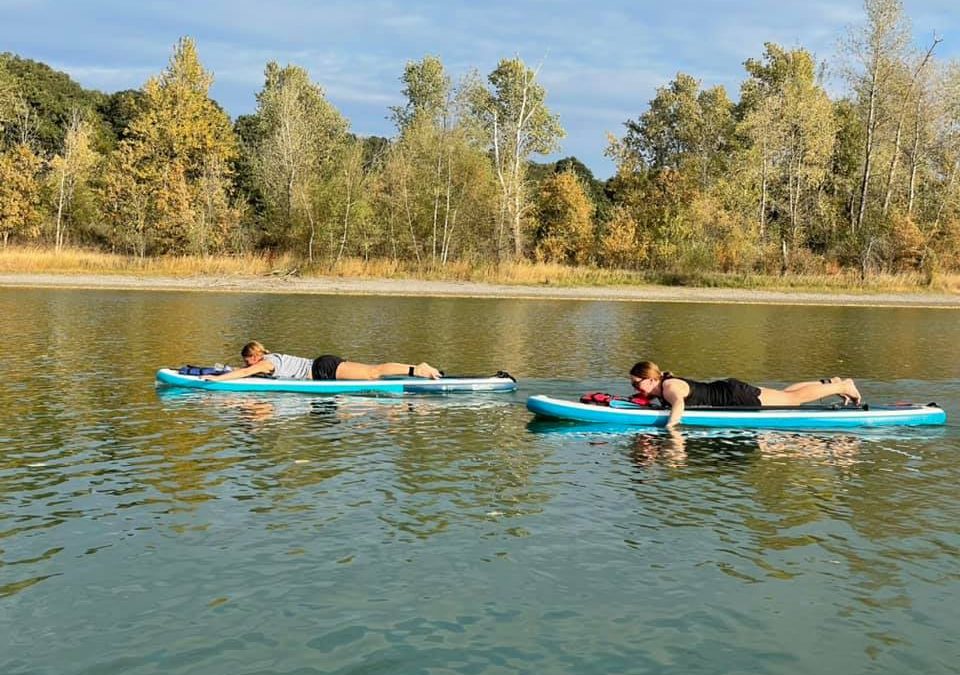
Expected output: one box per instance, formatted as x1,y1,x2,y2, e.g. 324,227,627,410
3,246,958,295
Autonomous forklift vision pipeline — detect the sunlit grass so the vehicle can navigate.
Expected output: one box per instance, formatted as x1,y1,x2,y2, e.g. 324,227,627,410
0,246,293,276
1,245,957,294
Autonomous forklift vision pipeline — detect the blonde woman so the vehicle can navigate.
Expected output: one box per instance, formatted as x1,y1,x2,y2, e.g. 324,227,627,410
629,361,862,428
203,341,442,382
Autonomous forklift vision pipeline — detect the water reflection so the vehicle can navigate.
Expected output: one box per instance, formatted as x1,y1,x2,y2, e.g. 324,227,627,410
620,428,867,469
155,388,518,428
4,287,960,675
152,388,541,540
157,387,361,426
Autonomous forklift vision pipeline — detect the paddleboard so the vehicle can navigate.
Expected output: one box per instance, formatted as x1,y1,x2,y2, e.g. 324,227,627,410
156,368,518,394
526,394,946,429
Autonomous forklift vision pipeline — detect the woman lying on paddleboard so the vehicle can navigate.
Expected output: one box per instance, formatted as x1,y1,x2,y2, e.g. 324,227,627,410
629,361,862,428
202,340,442,382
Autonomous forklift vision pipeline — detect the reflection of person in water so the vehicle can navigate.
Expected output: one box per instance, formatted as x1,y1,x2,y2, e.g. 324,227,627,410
221,394,431,429
630,429,689,468
222,395,339,426
755,432,862,466
628,430,863,469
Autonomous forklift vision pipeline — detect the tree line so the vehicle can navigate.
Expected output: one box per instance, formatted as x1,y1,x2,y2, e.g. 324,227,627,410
1,0,959,279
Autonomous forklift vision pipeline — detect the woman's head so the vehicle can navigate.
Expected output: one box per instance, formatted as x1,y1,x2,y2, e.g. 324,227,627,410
629,361,663,395
241,340,268,365
630,361,662,379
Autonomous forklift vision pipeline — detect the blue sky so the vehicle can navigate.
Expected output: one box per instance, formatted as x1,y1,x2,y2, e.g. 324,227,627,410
1,0,958,178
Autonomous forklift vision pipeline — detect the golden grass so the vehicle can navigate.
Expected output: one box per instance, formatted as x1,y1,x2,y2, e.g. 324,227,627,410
1,245,958,294
0,246,293,277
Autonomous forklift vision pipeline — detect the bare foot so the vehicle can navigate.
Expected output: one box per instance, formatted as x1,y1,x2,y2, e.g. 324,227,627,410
827,376,854,405
843,379,862,406
414,362,442,379
821,376,853,404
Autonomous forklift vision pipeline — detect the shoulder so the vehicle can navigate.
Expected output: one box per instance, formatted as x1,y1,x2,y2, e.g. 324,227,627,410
253,356,277,373
661,378,689,397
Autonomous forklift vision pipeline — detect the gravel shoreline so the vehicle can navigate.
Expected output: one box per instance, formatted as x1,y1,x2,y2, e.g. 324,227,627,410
2,272,959,308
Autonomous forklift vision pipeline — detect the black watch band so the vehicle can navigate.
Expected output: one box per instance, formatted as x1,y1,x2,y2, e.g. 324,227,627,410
408,365,415,377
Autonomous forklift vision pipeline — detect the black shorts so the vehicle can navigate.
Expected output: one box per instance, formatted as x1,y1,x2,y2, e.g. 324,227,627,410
311,355,344,380
723,379,762,407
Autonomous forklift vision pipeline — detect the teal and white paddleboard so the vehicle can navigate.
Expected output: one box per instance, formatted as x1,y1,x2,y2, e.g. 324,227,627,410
156,368,518,394
526,394,946,429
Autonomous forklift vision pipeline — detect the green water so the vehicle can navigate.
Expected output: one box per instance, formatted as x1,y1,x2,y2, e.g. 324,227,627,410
2,287,959,674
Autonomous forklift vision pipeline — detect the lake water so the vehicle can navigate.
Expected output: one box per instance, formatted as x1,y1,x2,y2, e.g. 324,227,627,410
2,287,959,674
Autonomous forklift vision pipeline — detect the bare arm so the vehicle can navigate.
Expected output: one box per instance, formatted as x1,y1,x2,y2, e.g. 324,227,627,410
662,380,689,428
202,360,274,381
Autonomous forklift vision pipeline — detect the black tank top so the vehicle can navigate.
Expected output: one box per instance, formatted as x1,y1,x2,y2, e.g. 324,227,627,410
662,374,760,407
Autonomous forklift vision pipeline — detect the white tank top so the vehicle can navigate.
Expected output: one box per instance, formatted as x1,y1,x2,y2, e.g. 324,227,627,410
264,353,312,380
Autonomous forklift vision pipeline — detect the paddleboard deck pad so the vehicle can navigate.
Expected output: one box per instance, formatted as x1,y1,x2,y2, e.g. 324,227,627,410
526,394,946,429
156,368,518,394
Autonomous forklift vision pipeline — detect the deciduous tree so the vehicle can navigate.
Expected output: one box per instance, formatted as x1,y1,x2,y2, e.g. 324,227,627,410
466,57,564,260
736,44,836,271
0,144,43,246
622,73,734,190
100,37,240,255
534,169,594,264
251,62,348,260
48,109,98,251
841,0,912,234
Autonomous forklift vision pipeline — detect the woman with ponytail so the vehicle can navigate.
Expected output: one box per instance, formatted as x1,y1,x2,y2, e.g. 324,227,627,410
629,361,862,428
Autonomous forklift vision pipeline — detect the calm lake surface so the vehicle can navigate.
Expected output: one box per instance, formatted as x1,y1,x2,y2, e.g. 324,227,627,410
2,286,959,675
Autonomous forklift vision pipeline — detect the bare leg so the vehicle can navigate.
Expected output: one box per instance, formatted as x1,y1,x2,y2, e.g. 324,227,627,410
759,379,861,406
783,380,823,392
783,376,840,392
335,361,441,380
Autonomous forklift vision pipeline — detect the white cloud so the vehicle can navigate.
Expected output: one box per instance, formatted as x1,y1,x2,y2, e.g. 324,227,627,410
3,0,958,177
46,63,154,90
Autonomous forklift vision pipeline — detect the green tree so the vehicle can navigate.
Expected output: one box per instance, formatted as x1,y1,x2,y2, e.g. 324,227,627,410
841,0,912,236
534,169,594,264
736,44,836,271
250,61,349,260
0,52,109,155
97,89,147,148
231,113,265,232
0,59,16,143
826,99,865,237
391,55,449,131
48,109,99,250
331,139,375,262
927,62,960,268
101,37,240,255
379,56,498,265
466,58,564,260
392,56,454,263
609,75,733,271
598,205,647,269
0,144,44,246
622,73,734,190
879,37,939,219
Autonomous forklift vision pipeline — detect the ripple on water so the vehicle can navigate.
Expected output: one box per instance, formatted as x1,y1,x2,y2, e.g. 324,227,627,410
3,289,960,674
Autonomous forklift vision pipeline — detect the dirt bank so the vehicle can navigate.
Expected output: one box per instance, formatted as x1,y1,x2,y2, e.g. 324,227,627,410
2,272,959,308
